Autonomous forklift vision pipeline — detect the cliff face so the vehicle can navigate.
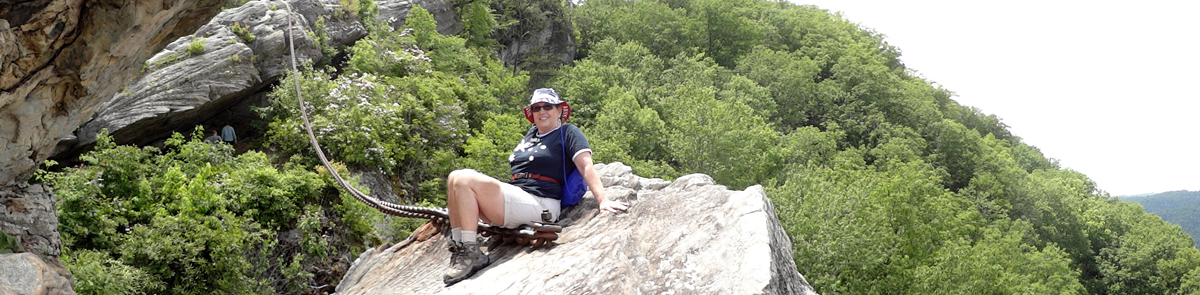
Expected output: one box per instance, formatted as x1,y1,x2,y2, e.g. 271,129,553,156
1,1,226,293
53,0,464,163
0,0,224,263
335,163,818,295
0,0,226,186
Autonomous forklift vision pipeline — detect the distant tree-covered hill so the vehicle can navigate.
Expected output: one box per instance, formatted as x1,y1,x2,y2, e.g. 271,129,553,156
1121,191,1200,246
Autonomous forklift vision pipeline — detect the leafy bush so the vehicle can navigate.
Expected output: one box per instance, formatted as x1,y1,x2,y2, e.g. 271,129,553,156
63,249,159,295
46,129,392,294
231,22,256,43
263,6,526,204
187,38,205,56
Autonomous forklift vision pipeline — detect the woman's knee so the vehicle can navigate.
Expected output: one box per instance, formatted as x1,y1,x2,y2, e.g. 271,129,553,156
449,169,490,189
448,169,476,186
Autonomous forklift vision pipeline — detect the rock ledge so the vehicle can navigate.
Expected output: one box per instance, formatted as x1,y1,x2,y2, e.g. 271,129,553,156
335,162,817,295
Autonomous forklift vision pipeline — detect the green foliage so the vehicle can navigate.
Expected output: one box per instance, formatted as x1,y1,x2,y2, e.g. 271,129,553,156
458,0,499,48
585,88,678,178
47,129,388,294
231,22,256,43
187,38,205,56
771,159,1084,294
561,1,1200,293
1122,191,1200,247
63,249,159,295
338,0,377,17
0,232,22,254
1183,267,1200,295
144,52,189,73
44,1,1200,293
264,6,526,203
459,114,527,179
577,0,704,62
736,46,820,128
910,220,1085,294
1093,201,1200,294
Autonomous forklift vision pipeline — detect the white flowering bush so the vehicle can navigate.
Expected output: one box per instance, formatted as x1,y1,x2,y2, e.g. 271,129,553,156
265,7,527,203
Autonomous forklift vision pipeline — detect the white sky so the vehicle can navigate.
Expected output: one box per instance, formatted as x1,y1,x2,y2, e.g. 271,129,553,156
795,0,1199,196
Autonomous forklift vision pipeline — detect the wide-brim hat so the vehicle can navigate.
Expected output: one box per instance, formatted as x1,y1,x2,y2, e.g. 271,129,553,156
523,88,571,123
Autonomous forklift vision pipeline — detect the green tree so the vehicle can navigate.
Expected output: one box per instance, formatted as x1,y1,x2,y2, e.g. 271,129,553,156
736,46,821,129
1095,201,1200,294
1122,191,1200,247
910,220,1084,295
48,130,387,294
576,0,704,62
265,6,526,202
585,88,678,178
552,38,666,124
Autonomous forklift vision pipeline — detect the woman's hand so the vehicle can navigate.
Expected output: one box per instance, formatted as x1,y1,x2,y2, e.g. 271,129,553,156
598,199,629,212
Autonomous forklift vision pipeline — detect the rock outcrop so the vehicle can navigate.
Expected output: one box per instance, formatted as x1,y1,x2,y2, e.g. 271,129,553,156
58,0,462,158
0,253,73,295
335,163,817,295
2,1,224,293
0,184,60,258
497,8,575,69
69,0,325,151
0,0,226,186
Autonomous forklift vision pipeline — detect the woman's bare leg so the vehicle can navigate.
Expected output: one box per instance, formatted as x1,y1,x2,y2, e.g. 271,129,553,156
443,170,498,285
446,170,506,231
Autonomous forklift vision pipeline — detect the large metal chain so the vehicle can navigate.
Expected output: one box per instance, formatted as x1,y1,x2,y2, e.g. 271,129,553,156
280,3,558,246
282,2,449,223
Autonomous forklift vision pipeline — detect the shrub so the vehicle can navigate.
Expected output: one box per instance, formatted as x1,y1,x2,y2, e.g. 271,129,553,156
63,249,159,295
231,22,256,43
264,7,527,203
187,38,205,56
47,129,392,294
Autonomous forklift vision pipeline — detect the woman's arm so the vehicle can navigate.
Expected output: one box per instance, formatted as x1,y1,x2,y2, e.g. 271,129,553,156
573,152,628,212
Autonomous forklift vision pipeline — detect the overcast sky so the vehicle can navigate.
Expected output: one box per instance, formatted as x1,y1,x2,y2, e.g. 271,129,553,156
794,0,1199,196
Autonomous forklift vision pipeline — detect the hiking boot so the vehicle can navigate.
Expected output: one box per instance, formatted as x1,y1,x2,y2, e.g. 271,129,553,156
443,241,490,285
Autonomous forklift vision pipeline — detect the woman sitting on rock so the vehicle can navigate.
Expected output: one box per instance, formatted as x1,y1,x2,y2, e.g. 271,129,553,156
442,88,629,285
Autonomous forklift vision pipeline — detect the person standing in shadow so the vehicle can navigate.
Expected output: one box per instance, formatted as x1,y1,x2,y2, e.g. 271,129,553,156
221,124,237,145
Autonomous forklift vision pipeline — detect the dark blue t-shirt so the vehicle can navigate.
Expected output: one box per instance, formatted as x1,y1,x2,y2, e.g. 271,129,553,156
509,124,591,199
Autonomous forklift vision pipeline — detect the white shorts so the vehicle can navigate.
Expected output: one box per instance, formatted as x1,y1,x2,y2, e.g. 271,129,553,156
499,181,561,228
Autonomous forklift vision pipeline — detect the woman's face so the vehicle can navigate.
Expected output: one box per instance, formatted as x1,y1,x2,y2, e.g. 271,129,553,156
529,103,561,128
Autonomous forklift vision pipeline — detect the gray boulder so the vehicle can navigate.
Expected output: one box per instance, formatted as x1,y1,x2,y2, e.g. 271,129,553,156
0,253,74,295
335,163,817,295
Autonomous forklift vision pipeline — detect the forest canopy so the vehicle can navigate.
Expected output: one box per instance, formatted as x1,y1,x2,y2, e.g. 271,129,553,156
1121,191,1200,248
41,0,1200,294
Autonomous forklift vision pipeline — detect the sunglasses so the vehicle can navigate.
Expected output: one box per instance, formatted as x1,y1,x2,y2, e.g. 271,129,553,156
529,103,557,112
